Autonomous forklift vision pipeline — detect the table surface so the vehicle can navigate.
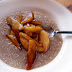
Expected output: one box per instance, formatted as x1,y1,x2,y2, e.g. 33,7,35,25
55,0,72,12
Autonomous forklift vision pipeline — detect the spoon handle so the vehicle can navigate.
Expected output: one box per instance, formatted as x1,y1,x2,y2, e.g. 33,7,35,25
55,31,72,34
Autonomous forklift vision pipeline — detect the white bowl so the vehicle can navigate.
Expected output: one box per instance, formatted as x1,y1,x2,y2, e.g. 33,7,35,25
0,0,72,72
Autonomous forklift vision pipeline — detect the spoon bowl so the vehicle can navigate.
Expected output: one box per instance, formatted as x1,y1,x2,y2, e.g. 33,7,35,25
41,25,72,37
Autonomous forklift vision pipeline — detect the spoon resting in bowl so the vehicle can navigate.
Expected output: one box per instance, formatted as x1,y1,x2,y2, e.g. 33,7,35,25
41,25,72,37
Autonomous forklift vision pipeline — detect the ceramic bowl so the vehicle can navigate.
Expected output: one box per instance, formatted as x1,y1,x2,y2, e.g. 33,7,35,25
0,0,72,72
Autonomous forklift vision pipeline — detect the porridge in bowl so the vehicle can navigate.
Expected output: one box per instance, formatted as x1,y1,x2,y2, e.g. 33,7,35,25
0,8,63,70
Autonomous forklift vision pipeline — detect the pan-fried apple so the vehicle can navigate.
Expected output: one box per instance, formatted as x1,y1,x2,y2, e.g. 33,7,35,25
21,13,34,24
33,33,38,41
26,40,36,70
19,32,32,40
25,26,42,33
16,14,22,23
23,28,32,36
10,30,15,35
40,30,50,53
23,24,35,36
12,27,20,42
37,46,44,52
6,16,24,30
6,35,22,50
30,24,35,27
19,32,42,47
19,32,43,52
20,37,29,50
30,20,41,25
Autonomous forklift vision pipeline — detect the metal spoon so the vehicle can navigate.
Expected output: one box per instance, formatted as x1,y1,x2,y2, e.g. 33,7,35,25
40,25,72,37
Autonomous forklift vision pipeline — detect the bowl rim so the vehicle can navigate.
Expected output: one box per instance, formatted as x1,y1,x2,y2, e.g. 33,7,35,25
0,0,72,72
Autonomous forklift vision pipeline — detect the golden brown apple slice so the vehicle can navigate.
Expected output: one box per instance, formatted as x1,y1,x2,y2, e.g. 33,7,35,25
12,27,20,43
31,32,37,38
10,30,15,35
16,14,22,23
6,35,22,50
23,28,32,36
26,40,36,70
21,12,34,24
19,33,43,52
30,20,41,25
19,32,42,47
33,35,38,41
20,37,29,50
19,32,32,40
6,16,24,30
37,46,44,52
40,30,50,53
30,24,35,27
32,33,38,41
23,24,35,36
25,26,42,33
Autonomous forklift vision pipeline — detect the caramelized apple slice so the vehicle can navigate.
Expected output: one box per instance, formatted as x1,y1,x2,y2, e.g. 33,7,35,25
33,36,38,41
19,32,42,47
37,46,44,52
23,23,35,27
6,35,22,50
19,32,32,40
30,24,35,27
26,40,36,70
12,27,20,43
20,37,29,50
23,24,35,36
32,33,38,41
20,32,43,52
16,14,22,23
40,30,50,53
30,20,41,25
25,26,42,33
10,30,15,35
31,32,37,38
6,16,24,30
21,12,34,24
24,28,32,36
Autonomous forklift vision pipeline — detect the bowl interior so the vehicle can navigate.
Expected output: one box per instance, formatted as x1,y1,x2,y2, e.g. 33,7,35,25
0,0,72,72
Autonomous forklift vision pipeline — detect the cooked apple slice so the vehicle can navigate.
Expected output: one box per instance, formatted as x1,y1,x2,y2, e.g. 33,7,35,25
23,28,32,36
25,26,42,33
30,20,41,25
32,33,38,41
19,32,44,52
26,40,36,70
21,12,34,24
16,14,22,23
12,27,20,43
23,23,35,27
31,32,37,38
6,16,24,30
19,32,32,40
19,32,43,52
40,30,50,53
30,24,35,27
6,35,22,50
23,24,35,36
10,30,15,35
33,35,38,41
20,37,29,50
19,32,42,47
37,46,44,52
